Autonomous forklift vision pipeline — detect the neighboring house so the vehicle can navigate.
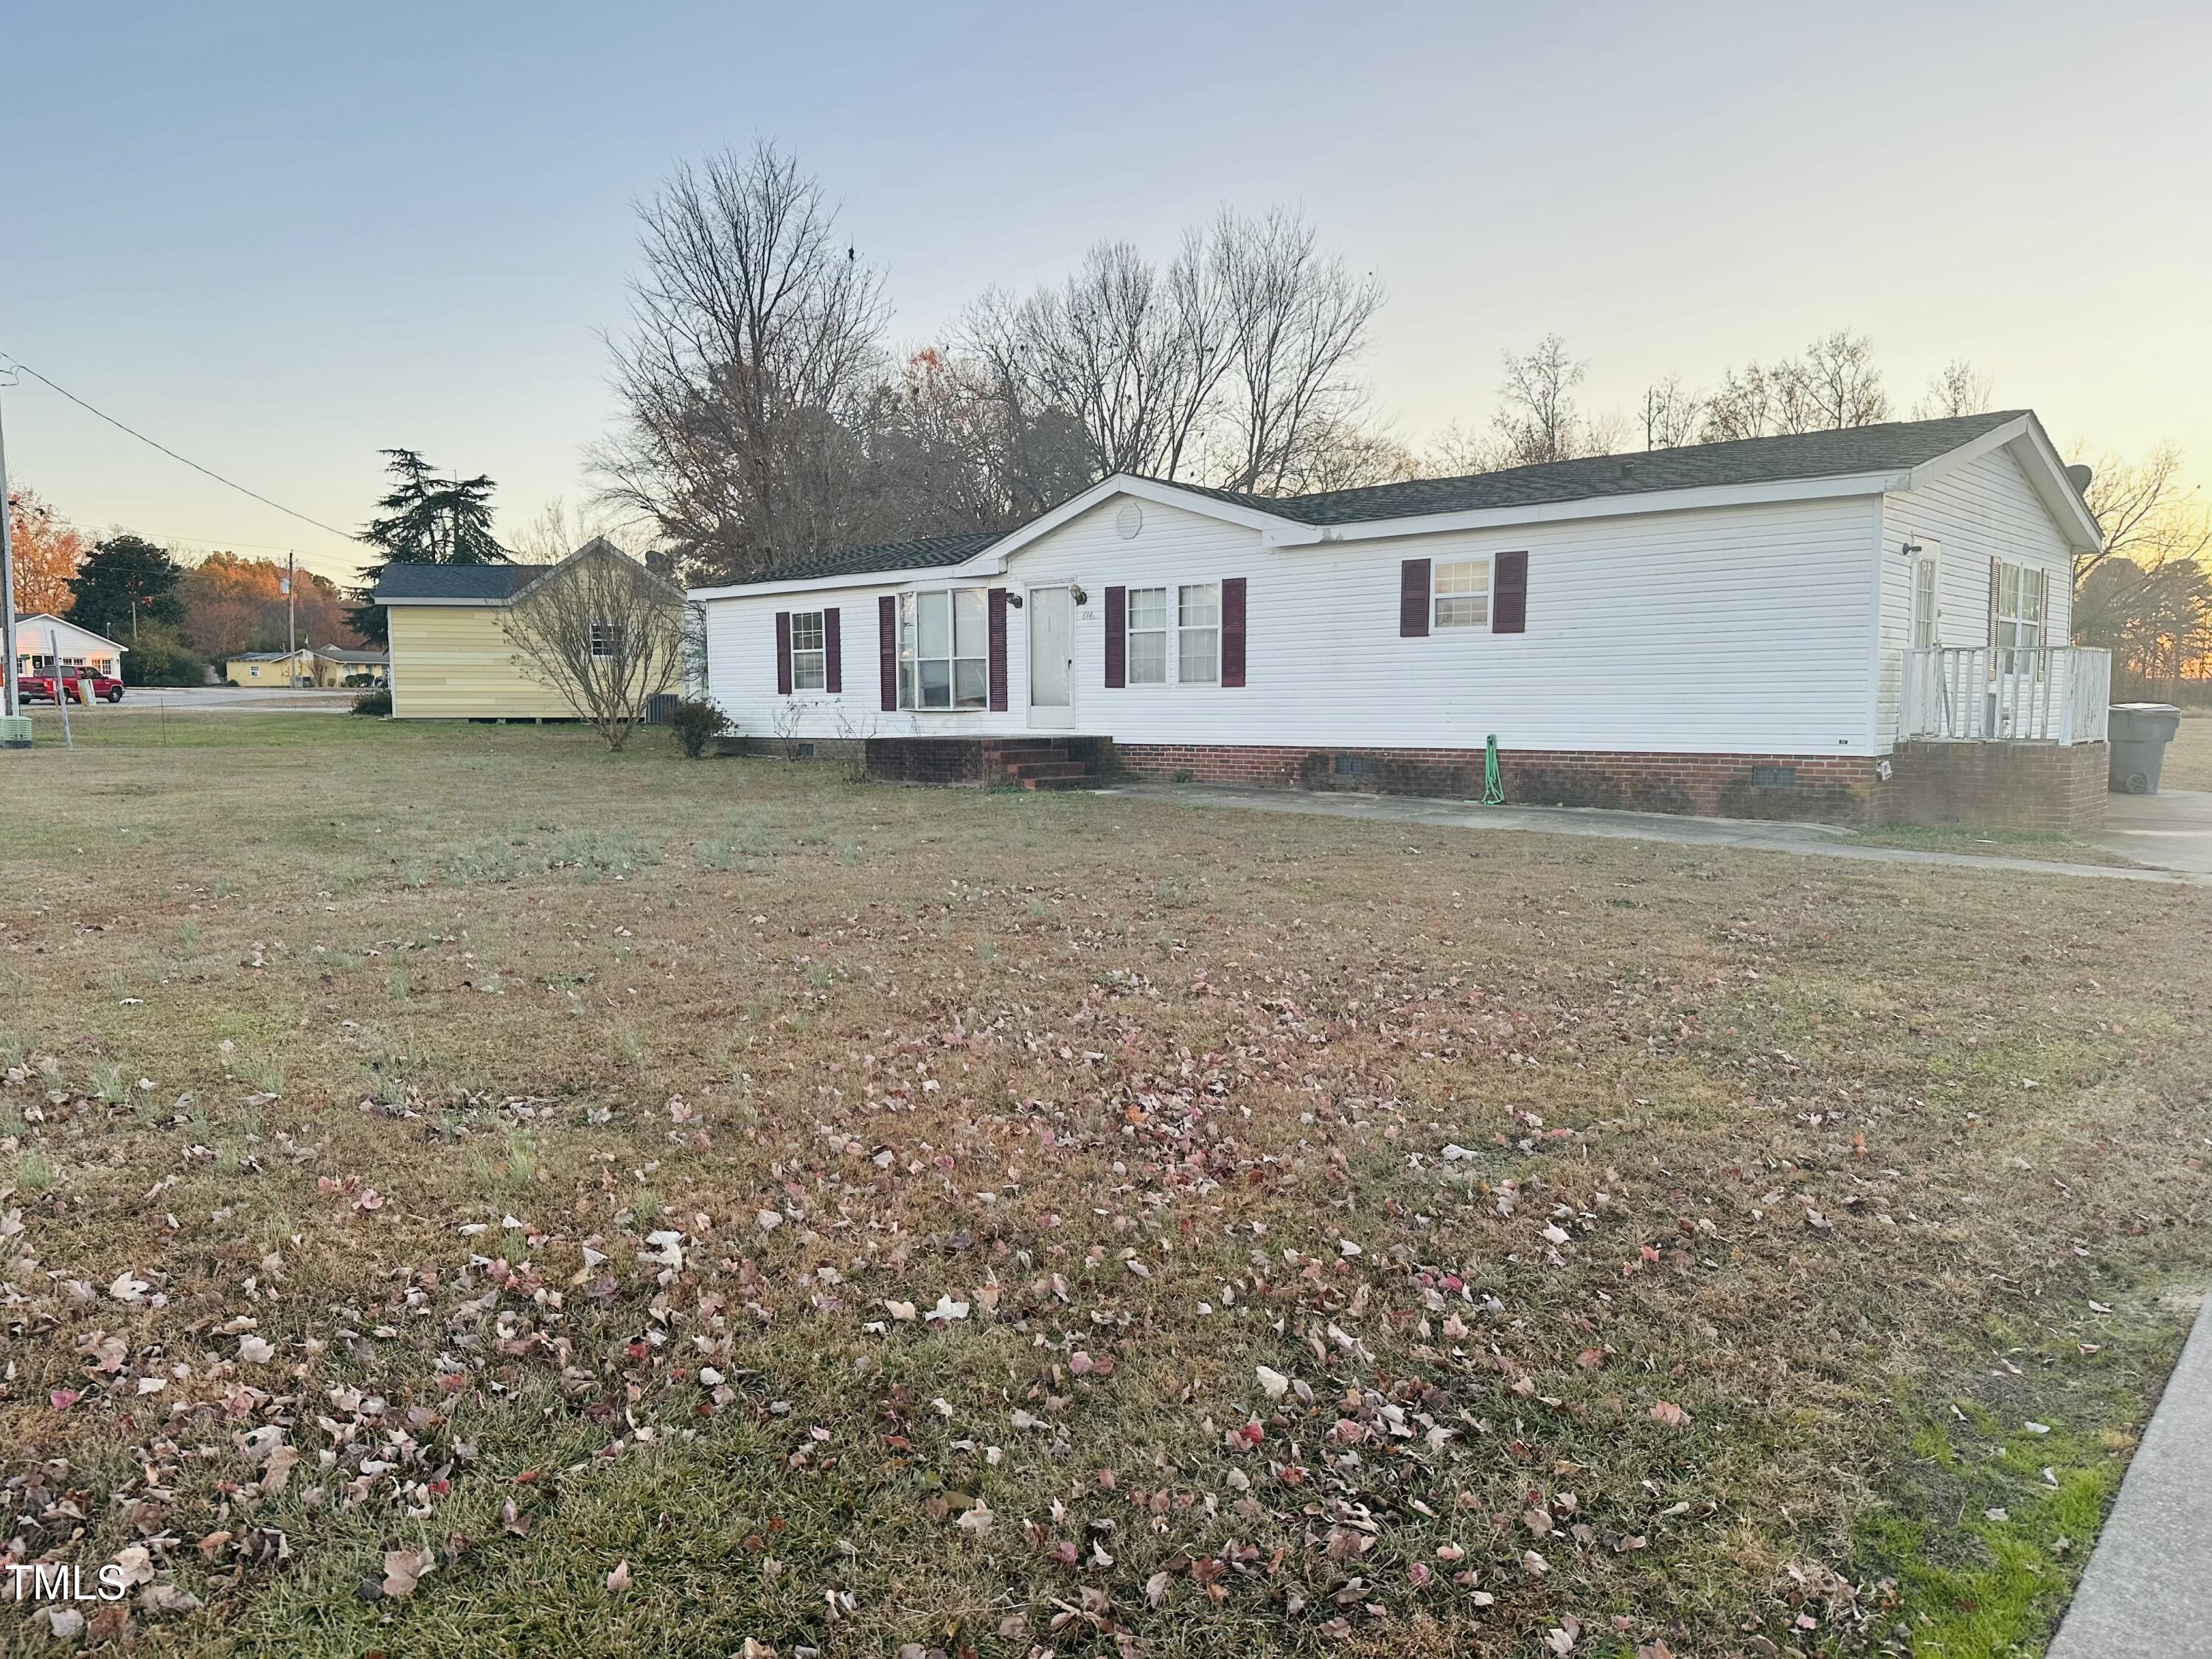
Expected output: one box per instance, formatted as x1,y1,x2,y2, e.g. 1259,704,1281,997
224,649,316,686
694,411,2111,829
373,539,682,719
15,614,128,679
310,647,389,686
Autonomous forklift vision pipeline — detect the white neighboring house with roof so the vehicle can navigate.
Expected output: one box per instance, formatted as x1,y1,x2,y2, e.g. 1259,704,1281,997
15,614,128,679
689,412,2112,827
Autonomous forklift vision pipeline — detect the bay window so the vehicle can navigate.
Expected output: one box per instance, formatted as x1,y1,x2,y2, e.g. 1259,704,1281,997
898,588,988,709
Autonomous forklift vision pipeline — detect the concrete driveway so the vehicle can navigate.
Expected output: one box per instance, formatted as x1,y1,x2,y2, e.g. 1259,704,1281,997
2087,789,2212,876
1110,782,2212,886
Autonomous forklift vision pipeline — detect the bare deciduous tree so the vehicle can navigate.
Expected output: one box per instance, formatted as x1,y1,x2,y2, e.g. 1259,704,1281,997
1700,330,1890,440
500,543,689,751
1420,420,1503,478
959,209,1382,495
1491,335,1593,465
598,142,890,584
1913,359,1994,420
1638,376,1704,449
2069,443,2212,628
1211,209,1385,494
1792,328,1891,429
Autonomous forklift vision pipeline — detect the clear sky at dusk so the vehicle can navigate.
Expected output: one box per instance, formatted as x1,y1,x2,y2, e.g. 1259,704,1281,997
5,0,2206,582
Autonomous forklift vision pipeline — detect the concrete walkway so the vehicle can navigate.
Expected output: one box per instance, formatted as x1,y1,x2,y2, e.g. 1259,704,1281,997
1105,782,2212,886
2087,788,2212,876
2048,1294,2212,1658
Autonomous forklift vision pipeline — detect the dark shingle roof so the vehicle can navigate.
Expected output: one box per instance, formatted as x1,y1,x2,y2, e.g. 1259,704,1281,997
1174,410,2031,526
374,563,542,602
705,412,2036,590
748,529,1008,585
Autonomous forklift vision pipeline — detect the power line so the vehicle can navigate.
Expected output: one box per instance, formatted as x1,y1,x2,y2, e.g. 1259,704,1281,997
0,352,363,545
39,513,362,577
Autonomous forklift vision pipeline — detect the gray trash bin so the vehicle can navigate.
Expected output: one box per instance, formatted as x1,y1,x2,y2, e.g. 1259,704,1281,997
2107,703,2182,794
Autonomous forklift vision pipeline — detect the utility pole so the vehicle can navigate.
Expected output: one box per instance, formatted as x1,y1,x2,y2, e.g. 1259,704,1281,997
0,371,20,722
285,551,296,684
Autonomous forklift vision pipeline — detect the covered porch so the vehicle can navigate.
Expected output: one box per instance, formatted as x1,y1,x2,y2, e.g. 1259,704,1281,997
1890,646,2112,831
1900,645,2112,745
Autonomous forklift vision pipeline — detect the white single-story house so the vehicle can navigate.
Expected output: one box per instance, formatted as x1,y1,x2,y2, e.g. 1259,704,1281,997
15,614,128,680
693,411,2112,828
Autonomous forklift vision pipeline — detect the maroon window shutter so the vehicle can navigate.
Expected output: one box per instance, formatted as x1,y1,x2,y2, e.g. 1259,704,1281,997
775,611,792,694
1399,559,1430,638
1105,586,1127,688
987,588,1009,712
1492,551,1528,634
1221,577,1247,687
823,606,843,693
877,595,897,712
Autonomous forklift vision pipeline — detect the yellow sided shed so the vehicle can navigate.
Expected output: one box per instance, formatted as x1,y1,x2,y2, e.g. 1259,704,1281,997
374,545,683,719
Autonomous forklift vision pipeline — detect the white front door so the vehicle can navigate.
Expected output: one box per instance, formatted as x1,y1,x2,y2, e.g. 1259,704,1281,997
1027,585,1075,728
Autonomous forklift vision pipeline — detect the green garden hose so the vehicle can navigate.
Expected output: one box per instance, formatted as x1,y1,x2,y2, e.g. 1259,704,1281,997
1483,734,1505,805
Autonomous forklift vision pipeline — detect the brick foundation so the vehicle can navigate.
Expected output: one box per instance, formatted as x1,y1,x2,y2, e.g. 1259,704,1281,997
849,736,2112,831
1115,742,1883,824
1883,740,2108,831
864,735,1116,787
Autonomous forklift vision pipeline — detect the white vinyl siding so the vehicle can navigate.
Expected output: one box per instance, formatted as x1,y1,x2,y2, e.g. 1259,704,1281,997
1877,445,2077,751
704,493,1885,754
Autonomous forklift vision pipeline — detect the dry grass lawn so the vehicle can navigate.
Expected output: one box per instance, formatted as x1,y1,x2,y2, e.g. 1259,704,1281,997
4,712,2211,1658
2156,711,2212,792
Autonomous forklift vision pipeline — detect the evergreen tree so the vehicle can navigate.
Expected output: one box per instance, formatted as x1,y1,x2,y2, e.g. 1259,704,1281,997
67,535,184,644
347,450,507,643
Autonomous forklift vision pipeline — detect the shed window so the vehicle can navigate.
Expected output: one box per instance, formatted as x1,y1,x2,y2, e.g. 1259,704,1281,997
789,610,826,689
1433,559,1491,628
588,620,617,661
897,590,987,709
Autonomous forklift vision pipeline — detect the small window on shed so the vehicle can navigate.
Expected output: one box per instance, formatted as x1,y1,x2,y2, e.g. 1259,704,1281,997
588,620,617,661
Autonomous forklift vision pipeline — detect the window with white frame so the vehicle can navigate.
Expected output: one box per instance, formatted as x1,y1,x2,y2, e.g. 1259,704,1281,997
1992,561,2043,664
1432,558,1491,628
588,620,616,661
790,609,826,689
897,589,987,709
1125,586,1169,685
1178,582,1220,684
1910,553,1938,650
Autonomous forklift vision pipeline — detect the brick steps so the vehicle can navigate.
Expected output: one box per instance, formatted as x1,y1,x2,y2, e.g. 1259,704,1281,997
995,742,1101,790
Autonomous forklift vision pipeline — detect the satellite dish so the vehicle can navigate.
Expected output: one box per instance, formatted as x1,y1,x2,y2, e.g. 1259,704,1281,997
2065,463,2093,493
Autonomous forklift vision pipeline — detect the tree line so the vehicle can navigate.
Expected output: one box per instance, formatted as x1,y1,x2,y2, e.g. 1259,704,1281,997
7,490,361,684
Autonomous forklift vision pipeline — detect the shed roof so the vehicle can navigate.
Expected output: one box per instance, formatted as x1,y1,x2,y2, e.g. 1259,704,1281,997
373,562,542,602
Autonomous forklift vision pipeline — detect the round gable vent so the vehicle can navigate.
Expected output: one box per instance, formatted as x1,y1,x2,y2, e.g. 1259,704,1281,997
1115,502,1144,540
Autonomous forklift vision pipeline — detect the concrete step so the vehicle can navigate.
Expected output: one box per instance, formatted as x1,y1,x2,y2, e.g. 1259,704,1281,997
1010,762,1093,782
1022,773,1097,790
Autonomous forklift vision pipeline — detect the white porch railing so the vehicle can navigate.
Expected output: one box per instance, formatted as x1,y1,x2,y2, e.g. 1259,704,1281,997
1899,646,2111,745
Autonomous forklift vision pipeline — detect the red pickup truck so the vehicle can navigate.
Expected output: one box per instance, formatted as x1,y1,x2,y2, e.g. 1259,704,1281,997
19,671,125,704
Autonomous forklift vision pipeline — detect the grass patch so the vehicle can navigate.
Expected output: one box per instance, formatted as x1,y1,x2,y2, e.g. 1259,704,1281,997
1,711,2208,1656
